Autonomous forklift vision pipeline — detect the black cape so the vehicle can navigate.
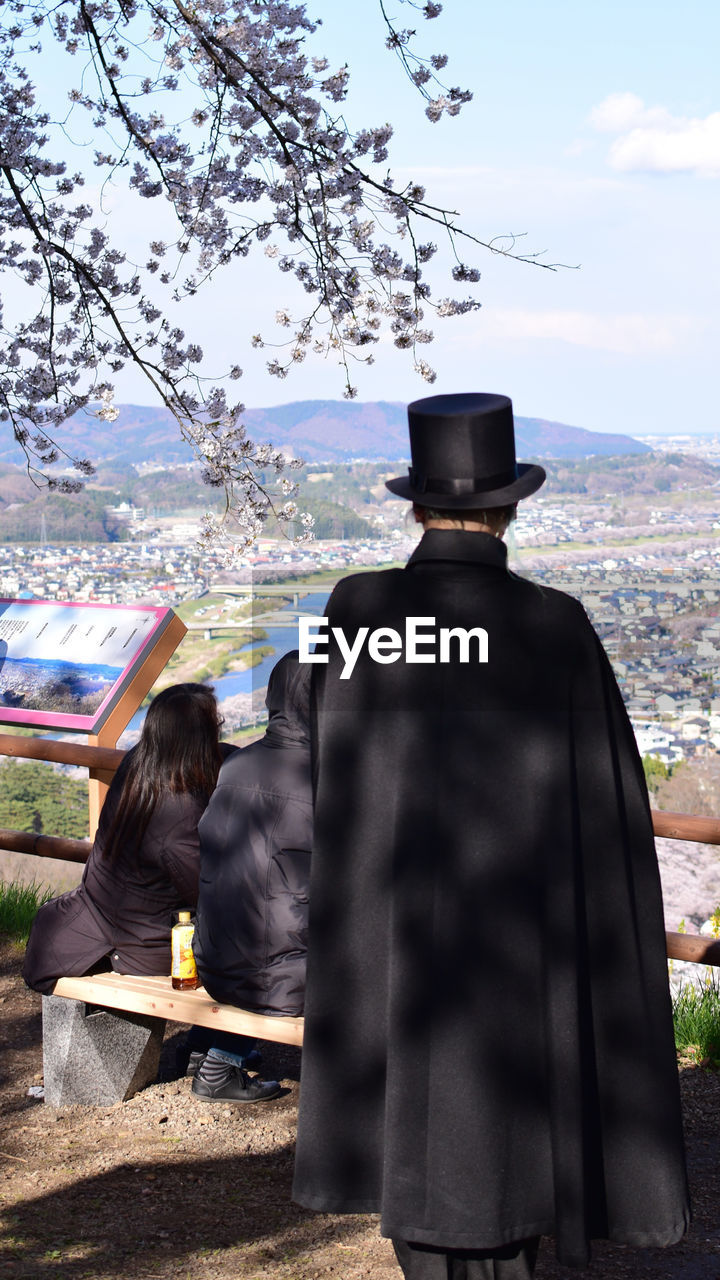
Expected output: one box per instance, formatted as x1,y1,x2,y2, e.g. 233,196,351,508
292,530,689,1267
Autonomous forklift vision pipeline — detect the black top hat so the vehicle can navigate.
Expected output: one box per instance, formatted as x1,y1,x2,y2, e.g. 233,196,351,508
385,392,546,508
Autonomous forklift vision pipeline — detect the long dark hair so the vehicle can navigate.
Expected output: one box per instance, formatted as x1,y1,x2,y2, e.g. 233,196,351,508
102,683,222,863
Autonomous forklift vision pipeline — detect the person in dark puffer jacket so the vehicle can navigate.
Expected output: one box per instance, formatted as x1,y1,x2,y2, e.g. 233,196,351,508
190,650,312,1103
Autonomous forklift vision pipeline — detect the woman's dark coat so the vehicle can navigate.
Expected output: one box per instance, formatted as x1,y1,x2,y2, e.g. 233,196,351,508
22,751,205,993
292,530,689,1267
193,656,313,1017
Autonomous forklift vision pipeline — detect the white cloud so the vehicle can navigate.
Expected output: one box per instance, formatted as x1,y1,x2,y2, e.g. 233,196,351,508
482,309,696,355
589,93,675,135
589,93,720,177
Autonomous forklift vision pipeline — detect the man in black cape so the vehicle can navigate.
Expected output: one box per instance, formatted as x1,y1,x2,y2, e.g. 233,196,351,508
292,393,689,1278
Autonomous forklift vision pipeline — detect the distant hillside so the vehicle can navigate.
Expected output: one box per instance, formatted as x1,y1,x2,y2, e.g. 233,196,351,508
0,487,128,543
242,400,409,460
0,401,651,467
243,402,652,461
514,416,651,460
0,447,717,541
546,451,720,496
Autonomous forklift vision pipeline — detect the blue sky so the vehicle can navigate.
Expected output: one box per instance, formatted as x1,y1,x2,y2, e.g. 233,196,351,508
279,0,720,436
42,0,720,436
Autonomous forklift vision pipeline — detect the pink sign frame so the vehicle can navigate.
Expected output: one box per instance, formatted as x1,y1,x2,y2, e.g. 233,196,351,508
0,598,176,733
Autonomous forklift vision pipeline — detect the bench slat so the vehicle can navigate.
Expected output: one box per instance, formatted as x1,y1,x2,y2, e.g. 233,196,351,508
51,973,304,1046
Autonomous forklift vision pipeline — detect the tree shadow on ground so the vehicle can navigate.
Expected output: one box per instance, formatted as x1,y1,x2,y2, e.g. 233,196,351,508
0,1145,371,1280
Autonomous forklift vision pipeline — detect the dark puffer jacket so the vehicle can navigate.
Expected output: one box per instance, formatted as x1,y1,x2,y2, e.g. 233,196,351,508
193,653,313,1016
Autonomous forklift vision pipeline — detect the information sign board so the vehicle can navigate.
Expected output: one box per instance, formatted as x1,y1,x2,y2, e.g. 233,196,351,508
0,599,181,733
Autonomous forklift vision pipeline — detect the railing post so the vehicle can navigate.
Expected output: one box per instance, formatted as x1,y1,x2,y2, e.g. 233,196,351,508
87,728,119,838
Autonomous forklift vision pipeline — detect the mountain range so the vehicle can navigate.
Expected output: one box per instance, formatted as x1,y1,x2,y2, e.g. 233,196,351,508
0,400,651,468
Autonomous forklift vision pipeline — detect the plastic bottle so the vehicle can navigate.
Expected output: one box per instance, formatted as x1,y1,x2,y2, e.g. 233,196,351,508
171,910,200,990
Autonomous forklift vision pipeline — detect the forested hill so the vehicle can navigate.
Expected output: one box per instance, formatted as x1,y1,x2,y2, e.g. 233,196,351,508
0,401,650,468
547,451,720,495
2,450,717,544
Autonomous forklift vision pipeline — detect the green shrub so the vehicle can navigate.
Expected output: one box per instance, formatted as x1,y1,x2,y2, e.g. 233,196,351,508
0,759,88,838
672,975,720,1068
0,879,53,943
642,754,672,792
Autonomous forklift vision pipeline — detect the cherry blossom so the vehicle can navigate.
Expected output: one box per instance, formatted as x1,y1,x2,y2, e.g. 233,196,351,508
0,0,554,550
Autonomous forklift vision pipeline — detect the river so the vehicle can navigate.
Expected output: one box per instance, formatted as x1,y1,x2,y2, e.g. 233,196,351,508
210,590,329,699
126,589,329,733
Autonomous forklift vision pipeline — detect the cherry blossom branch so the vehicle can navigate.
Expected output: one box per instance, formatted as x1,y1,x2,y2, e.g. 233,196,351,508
0,0,566,556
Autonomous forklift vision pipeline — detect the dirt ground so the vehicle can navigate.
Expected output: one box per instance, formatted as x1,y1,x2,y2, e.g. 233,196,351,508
2,939,720,1280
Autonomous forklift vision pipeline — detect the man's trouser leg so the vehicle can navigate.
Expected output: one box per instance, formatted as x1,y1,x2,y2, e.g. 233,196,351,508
391,1238,540,1280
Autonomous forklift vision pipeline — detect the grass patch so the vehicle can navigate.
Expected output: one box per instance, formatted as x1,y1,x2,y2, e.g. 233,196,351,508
515,528,720,556
226,721,267,746
147,628,270,695
0,879,53,943
175,592,276,623
673,975,720,1068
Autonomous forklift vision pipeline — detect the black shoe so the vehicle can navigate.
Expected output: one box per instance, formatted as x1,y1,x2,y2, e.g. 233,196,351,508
192,1063,281,1104
175,1044,198,1077
186,1050,206,1078
175,1045,207,1078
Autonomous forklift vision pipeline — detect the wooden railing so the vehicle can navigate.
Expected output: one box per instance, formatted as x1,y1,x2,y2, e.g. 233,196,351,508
1,733,720,966
652,809,720,966
0,731,122,863
0,829,91,864
0,732,125,773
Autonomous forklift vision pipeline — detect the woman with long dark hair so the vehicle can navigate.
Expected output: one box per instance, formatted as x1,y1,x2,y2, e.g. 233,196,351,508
23,683,224,992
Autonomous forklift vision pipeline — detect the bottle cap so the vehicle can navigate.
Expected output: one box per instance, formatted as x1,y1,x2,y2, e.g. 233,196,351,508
178,910,191,923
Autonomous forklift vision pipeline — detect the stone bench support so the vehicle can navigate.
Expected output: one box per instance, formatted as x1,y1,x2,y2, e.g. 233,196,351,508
42,994,166,1106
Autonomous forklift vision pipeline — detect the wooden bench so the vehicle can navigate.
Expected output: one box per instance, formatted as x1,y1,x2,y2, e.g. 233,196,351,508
41,931,720,1107
43,973,303,1107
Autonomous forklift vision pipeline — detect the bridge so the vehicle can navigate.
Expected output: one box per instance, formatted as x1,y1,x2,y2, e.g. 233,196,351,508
207,580,342,604
188,580,336,635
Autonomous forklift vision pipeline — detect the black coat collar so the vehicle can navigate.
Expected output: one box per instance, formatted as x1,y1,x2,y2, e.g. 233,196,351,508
405,528,509,571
